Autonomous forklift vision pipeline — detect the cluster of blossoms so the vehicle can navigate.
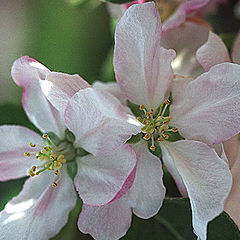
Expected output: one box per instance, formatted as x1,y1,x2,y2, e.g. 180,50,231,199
1,1,240,240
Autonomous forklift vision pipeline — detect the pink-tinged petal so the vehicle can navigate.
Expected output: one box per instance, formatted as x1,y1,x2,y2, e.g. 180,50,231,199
0,125,43,181
162,0,210,31
78,198,132,240
161,144,188,197
161,21,209,77
114,2,175,110
74,145,136,206
225,144,240,229
223,135,239,168
171,63,240,145
64,88,142,156
41,72,91,112
196,32,230,71
232,31,240,64
213,143,228,164
0,166,77,240
11,56,65,137
163,140,232,240
127,141,166,218
93,81,127,106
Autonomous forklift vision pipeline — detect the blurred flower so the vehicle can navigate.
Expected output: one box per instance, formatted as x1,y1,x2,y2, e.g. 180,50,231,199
0,56,141,239
107,0,226,29
113,2,240,239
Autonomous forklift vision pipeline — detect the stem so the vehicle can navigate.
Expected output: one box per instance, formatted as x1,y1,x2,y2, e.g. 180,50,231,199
154,215,185,240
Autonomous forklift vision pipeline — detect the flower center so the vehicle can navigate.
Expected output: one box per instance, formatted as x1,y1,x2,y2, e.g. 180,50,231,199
24,134,76,187
137,99,178,151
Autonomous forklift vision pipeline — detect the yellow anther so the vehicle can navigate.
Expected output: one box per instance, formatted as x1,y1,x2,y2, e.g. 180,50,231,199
164,99,170,105
137,116,142,122
139,105,145,110
29,170,35,177
32,166,36,172
157,137,164,142
42,134,49,139
54,170,59,176
159,124,169,133
44,146,49,151
54,161,62,170
24,152,31,157
143,133,151,140
57,156,66,164
172,128,178,132
163,134,169,139
150,145,156,151
50,155,56,160
30,142,36,147
145,112,150,117
52,182,58,187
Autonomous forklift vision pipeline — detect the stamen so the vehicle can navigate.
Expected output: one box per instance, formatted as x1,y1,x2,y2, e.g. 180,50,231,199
163,134,169,139
54,170,59,176
52,182,58,187
171,127,178,132
157,137,164,142
42,134,48,139
139,105,145,110
143,133,151,140
137,116,142,122
164,99,170,105
30,142,36,147
150,135,155,151
24,152,31,157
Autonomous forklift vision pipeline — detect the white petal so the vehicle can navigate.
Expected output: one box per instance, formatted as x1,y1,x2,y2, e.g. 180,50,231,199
163,140,232,240
0,166,77,240
171,63,240,145
64,88,141,156
196,32,230,71
127,141,166,218
161,143,188,197
11,56,65,137
78,199,132,240
41,72,91,112
74,145,136,206
0,125,43,181
114,2,175,110
162,21,209,77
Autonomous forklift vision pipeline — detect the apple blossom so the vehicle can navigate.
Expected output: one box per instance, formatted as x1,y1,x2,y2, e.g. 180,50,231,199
0,56,141,240
197,30,240,229
113,2,240,239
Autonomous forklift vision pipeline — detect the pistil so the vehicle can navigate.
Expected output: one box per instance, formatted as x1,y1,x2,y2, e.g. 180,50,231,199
137,99,178,151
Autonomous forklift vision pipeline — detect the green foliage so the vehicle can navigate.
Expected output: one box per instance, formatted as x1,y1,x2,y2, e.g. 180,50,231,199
0,103,39,133
0,104,35,211
26,0,112,83
127,133,143,144
67,162,78,180
123,198,240,240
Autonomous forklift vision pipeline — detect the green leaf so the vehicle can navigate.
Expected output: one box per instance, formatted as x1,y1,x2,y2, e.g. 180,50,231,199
127,133,143,144
67,162,78,180
0,103,39,133
122,198,240,240
127,101,143,118
64,129,76,143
